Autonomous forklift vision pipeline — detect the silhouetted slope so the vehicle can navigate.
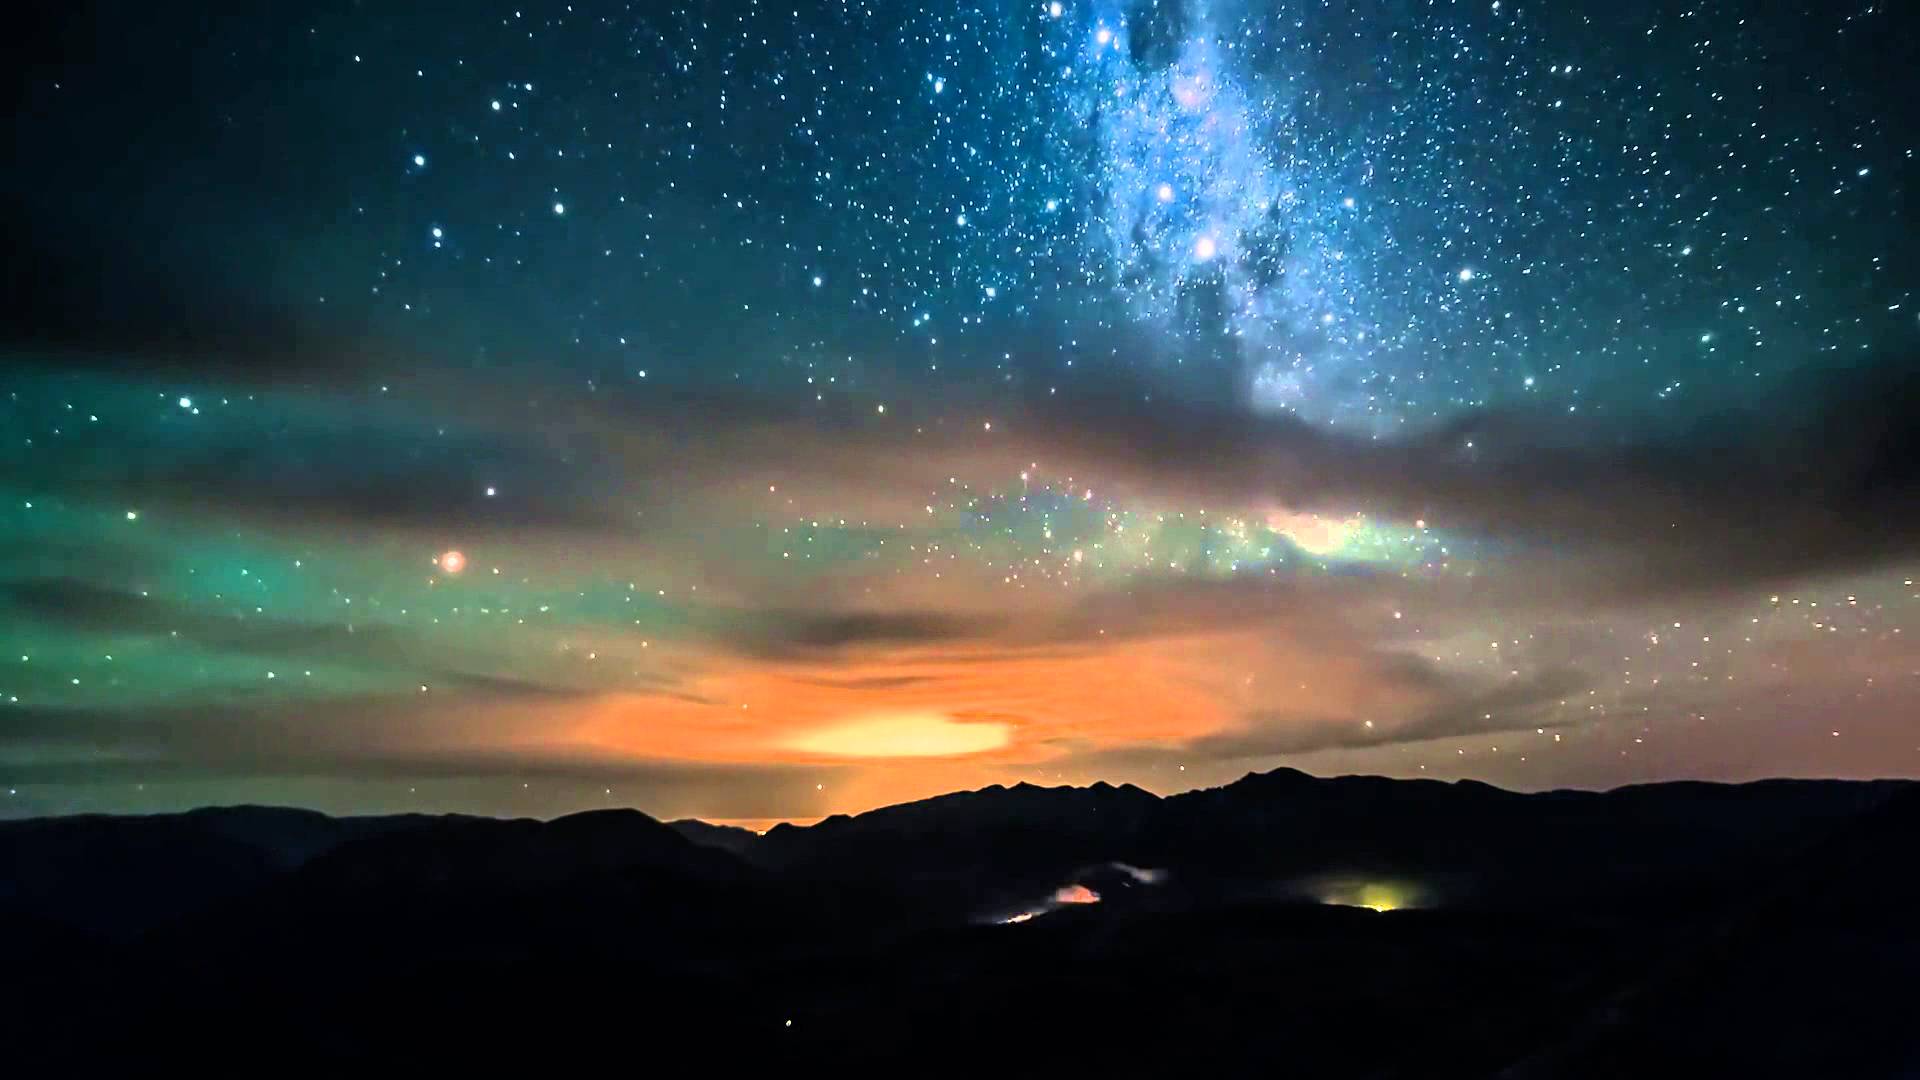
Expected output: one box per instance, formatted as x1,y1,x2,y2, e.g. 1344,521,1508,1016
746,769,1910,921
4,771,1916,1071
667,817,762,856
1142,770,1910,915
288,807,745,891
1503,785,1920,1078
754,779,1162,923
11,807,796,1066
0,804,442,938
767,901,1638,1076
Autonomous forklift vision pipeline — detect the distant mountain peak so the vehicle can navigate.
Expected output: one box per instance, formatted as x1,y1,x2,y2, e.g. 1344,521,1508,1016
666,818,762,857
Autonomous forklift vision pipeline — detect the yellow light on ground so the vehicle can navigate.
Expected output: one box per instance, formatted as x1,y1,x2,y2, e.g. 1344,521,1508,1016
1315,879,1418,912
1356,884,1401,912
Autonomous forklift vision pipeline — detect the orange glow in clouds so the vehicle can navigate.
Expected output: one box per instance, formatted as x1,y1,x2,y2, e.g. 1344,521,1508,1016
438,549,467,574
785,712,1012,758
538,603,1454,818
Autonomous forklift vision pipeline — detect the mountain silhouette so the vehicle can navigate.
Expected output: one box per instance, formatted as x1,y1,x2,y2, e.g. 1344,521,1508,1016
665,817,762,857
3,769,1913,1072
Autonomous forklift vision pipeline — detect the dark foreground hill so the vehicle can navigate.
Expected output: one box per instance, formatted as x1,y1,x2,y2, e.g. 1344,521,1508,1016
4,769,1917,1074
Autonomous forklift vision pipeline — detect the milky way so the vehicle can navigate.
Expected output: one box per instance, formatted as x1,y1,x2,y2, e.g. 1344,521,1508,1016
1,0,1915,822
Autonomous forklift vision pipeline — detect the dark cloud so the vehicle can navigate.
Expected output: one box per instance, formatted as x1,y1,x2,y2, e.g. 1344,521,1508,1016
19,349,1915,614
0,577,408,656
1207,666,1592,758
786,674,944,691
1060,664,1592,767
762,354,1920,601
0,574,669,702
1012,357,1920,598
700,608,1007,658
0,3,408,383
382,351,1920,611
3,397,627,535
0,698,826,798
1058,573,1402,640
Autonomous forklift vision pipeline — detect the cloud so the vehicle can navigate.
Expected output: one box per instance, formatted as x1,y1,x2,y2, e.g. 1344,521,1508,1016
785,674,944,692
0,698,835,808
0,573,662,703
701,609,1006,658
5,339,1916,816
3,387,624,535
0,577,411,658
228,352,1901,643
1199,666,1592,759
574,354,1920,602
783,712,1014,758
19,345,1918,613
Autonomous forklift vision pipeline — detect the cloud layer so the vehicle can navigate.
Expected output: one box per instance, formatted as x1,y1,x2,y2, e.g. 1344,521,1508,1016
4,347,1916,821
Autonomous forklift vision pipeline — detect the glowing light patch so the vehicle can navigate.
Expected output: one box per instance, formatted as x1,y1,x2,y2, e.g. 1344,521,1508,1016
1316,880,1421,912
1112,863,1165,885
999,881,1104,924
785,712,1011,758
1265,508,1363,556
1355,885,1402,912
437,550,467,574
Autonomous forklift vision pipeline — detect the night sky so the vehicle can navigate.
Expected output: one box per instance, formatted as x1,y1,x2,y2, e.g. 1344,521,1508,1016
3,0,1916,825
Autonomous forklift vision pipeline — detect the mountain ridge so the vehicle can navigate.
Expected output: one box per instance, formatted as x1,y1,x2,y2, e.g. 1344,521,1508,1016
5,766,1915,1070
